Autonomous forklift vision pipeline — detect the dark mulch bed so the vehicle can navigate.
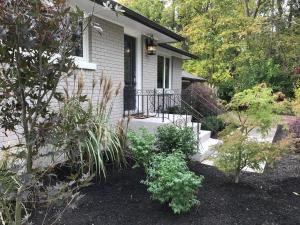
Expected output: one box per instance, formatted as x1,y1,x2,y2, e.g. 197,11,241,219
34,152,300,225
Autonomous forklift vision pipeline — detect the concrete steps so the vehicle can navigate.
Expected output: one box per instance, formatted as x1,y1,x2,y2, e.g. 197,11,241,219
198,130,212,143
187,122,201,133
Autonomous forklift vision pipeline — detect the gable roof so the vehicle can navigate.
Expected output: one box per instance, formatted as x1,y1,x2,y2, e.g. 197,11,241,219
94,0,185,42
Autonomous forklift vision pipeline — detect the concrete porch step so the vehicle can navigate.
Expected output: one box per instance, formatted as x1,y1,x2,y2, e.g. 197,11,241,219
198,130,212,143
187,122,201,133
128,114,193,133
192,138,222,163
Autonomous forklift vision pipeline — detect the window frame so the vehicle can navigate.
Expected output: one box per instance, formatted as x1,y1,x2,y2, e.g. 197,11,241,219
73,19,97,70
73,20,89,61
157,55,172,89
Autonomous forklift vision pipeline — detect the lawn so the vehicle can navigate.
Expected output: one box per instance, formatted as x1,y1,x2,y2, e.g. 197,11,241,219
34,152,300,225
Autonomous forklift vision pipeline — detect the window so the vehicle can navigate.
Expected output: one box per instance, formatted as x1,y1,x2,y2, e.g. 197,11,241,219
157,56,171,89
70,20,96,70
73,21,84,57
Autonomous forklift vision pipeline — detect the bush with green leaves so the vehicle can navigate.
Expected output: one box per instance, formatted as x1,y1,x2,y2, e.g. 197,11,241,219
214,84,290,183
213,131,290,183
144,152,204,214
127,128,156,167
156,124,197,156
201,116,226,136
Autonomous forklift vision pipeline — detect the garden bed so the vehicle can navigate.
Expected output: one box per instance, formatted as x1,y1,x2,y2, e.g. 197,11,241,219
34,153,300,225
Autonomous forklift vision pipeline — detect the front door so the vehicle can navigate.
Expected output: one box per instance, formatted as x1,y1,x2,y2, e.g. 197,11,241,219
124,35,136,111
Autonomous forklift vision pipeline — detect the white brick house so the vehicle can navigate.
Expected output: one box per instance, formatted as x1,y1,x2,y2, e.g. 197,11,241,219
1,0,223,157
68,0,198,122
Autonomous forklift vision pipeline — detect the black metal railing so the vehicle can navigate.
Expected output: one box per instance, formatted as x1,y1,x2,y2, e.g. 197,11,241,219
124,88,205,149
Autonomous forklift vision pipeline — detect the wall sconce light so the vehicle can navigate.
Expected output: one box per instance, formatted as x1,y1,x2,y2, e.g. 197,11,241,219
146,36,157,55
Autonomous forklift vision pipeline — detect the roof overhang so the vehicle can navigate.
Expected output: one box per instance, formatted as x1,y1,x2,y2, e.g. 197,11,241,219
69,0,185,43
158,43,198,60
182,71,206,82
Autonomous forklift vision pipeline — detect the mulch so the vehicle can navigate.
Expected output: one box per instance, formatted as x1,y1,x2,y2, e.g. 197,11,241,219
34,151,300,225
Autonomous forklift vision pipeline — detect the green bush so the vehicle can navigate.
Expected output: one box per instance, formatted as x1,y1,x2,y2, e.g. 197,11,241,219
213,131,290,183
156,125,197,156
201,116,226,136
127,128,156,167
144,152,204,214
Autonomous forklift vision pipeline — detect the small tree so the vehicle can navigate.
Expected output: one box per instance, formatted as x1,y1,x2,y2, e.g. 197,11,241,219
0,0,84,172
214,84,289,183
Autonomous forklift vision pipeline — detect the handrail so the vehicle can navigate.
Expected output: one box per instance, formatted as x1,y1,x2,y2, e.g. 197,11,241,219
183,87,224,115
167,93,204,120
123,88,204,150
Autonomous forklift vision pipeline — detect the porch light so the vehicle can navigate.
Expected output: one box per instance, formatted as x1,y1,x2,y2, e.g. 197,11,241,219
146,37,157,55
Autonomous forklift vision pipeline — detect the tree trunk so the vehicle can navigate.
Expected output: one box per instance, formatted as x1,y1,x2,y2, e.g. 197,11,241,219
26,145,33,173
243,0,250,17
234,169,241,183
235,148,242,184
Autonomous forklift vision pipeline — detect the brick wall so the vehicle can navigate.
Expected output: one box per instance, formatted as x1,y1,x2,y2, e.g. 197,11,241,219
0,16,185,148
0,16,125,148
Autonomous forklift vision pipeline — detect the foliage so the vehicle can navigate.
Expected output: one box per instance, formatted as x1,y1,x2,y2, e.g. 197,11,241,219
127,127,203,214
213,130,290,183
119,0,164,23
143,152,204,214
0,1,126,224
201,116,225,136
127,128,156,167
214,84,289,183
183,83,224,117
122,0,299,100
156,124,197,157
226,84,278,135
0,154,93,225
0,0,83,172
182,0,299,100
291,88,300,117
54,75,125,178
273,100,294,116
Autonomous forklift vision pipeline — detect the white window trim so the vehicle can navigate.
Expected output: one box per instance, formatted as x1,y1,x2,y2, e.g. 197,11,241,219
157,55,172,90
73,20,97,70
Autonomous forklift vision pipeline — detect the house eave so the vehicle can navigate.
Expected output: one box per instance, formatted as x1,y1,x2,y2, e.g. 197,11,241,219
158,43,198,60
93,0,185,43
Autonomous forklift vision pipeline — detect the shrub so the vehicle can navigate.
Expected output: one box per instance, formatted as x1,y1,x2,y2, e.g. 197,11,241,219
201,116,226,136
156,125,197,156
213,131,290,183
273,100,294,115
127,128,156,167
214,85,290,183
55,75,125,178
144,152,204,214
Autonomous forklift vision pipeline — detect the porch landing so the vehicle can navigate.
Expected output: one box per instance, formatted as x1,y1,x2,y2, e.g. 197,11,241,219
128,114,222,164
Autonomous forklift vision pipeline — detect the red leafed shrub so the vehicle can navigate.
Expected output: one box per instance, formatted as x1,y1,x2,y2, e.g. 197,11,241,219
182,83,224,117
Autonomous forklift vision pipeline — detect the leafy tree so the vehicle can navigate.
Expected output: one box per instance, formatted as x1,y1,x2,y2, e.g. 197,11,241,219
182,0,299,100
119,0,164,23
213,84,289,183
0,0,83,172
214,131,289,183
